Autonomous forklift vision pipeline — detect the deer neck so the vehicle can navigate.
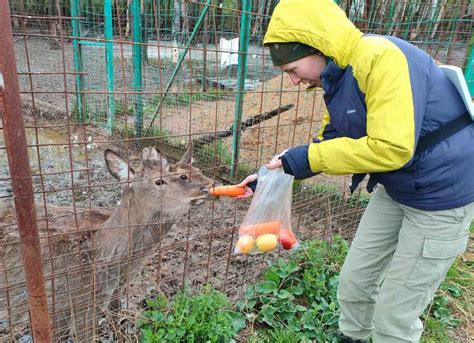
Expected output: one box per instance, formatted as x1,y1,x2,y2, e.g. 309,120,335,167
94,192,189,259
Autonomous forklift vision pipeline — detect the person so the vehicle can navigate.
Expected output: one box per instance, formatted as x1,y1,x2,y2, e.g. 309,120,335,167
237,0,474,342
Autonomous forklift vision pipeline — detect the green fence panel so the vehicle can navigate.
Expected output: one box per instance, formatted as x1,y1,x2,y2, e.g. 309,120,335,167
105,0,115,134
231,0,252,176
70,0,84,121
132,0,143,137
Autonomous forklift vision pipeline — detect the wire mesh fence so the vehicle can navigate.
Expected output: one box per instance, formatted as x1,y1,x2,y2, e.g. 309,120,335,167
1,0,473,341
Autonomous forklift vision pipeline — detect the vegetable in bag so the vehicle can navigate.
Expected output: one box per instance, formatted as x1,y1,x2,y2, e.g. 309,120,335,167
235,166,298,254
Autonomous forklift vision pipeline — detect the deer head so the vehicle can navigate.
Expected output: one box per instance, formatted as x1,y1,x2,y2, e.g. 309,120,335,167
99,146,213,253
105,145,212,205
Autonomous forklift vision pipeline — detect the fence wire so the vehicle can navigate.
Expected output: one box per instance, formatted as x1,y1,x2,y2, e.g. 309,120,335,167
1,0,473,341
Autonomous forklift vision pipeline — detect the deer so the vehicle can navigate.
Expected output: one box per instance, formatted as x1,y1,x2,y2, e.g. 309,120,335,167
0,145,214,341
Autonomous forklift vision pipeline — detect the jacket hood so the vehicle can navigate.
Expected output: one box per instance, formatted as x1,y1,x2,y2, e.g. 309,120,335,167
263,0,363,67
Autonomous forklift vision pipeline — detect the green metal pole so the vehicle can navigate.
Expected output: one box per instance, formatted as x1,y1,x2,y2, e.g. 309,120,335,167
384,0,396,35
465,43,474,96
147,0,212,132
70,0,84,121
105,0,115,134
132,0,143,137
230,0,252,177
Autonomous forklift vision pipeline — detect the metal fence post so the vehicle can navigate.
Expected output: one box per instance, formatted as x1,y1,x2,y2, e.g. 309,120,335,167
231,0,252,176
70,0,85,121
147,0,212,132
105,0,115,134
465,36,474,96
132,0,144,137
0,3,52,342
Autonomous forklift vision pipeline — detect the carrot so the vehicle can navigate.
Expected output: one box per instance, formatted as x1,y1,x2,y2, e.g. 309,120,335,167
209,185,246,197
240,220,282,236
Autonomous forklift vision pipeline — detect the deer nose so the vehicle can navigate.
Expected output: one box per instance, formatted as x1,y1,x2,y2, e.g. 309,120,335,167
199,186,209,194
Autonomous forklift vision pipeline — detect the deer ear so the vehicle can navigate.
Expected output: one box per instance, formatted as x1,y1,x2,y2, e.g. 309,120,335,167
142,147,170,171
104,149,135,181
179,142,195,165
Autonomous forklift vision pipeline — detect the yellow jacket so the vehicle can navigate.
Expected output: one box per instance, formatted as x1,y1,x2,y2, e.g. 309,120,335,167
264,0,415,175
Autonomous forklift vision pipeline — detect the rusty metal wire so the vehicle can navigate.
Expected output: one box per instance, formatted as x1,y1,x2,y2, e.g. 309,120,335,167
0,0,471,341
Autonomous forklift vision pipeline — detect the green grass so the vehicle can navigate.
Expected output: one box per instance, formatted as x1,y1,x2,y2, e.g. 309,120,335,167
421,317,454,343
246,328,312,343
137,286,245,342
113,124,173,139
239,236,348,342
196,140,233,166
240,229,472,343
71,101,90,123
119,168,470,343
114,99,134,116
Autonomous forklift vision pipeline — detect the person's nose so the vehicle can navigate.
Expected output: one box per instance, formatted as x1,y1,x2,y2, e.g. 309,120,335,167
289,74,301,86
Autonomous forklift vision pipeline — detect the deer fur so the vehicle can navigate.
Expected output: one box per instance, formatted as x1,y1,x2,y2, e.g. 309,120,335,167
0,146,213,341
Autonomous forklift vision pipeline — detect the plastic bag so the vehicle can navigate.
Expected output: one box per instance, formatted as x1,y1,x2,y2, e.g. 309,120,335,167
235,165,299,254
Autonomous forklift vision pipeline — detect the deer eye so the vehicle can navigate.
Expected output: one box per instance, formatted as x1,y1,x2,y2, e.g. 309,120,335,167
180,174,189,180
155,178,167,186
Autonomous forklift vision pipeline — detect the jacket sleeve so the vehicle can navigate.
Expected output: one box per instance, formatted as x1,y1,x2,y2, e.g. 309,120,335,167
315,109,339,142
308,45,428,175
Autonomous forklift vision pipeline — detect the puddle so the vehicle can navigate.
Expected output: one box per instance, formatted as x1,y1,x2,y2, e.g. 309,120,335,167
0,126,119,208
0,126,100,174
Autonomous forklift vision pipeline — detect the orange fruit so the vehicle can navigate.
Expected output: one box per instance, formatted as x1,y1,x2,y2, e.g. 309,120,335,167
256,234,278,252
236,235,255,254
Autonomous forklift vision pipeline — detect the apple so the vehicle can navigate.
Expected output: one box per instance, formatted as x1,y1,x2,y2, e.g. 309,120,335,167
278,229,297,250
255,234,278,252
236,235,255,254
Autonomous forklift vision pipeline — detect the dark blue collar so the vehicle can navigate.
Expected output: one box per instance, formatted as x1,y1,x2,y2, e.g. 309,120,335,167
321,61,346,83
321,61,346,97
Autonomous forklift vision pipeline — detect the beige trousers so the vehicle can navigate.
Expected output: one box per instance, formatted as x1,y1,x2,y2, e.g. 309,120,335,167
337,185,473,342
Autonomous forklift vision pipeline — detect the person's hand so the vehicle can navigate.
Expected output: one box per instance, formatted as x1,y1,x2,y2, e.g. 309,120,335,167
266,149,288,170
266,159,282,169
235,174,258,199
267,146,317,179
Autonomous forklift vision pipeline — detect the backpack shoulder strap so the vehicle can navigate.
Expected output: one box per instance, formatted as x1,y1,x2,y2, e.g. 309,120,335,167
415,111,471,155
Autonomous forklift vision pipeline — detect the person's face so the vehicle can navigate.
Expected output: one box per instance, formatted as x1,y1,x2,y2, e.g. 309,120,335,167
279,53,327,88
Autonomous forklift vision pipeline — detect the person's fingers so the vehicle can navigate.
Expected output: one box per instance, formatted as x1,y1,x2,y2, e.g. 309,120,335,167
266,159,282,170
236,187,254,199
236,173,257,187
268,149,287,167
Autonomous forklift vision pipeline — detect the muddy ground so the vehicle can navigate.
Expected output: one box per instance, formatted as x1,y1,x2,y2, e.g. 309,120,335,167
1,97,363,342
4,36,470,342
0,94,360,339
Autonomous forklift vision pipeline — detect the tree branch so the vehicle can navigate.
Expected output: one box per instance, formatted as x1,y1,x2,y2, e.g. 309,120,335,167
193,103,294,147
